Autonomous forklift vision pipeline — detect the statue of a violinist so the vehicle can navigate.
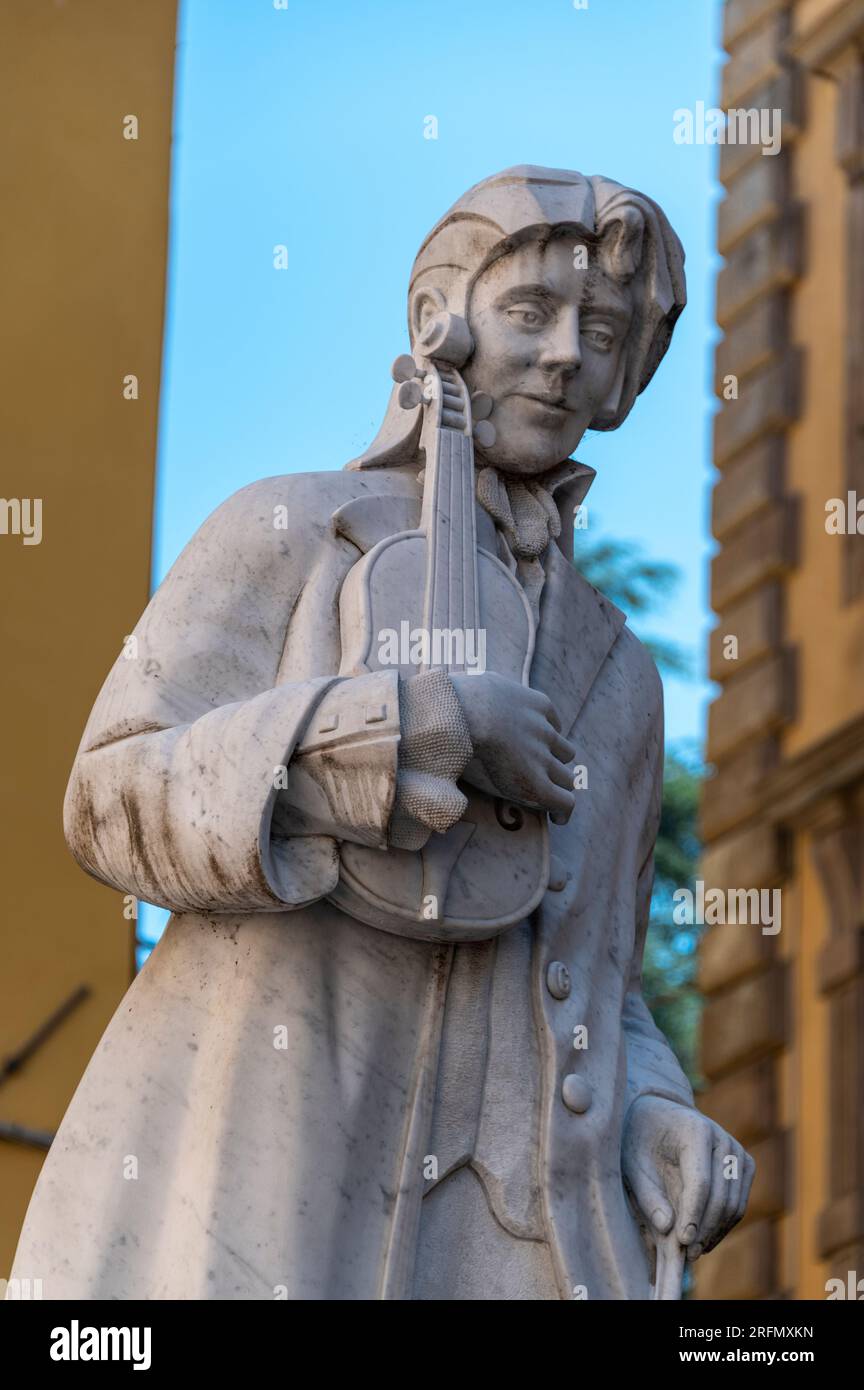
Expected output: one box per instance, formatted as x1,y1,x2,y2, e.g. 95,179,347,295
10,167,753,1301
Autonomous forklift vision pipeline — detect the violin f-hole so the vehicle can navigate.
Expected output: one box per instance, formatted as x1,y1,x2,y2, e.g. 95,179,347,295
495,801,525,832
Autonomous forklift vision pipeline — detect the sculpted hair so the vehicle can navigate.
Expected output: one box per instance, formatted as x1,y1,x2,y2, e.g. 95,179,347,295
409,167,686,432
350,165,686,470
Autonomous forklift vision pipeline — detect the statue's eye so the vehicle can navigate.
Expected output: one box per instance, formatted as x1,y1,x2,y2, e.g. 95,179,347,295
582,325,615,351
505,303,548,329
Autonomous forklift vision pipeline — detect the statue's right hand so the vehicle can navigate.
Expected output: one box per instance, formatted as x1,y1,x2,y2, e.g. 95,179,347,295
449,672,577,822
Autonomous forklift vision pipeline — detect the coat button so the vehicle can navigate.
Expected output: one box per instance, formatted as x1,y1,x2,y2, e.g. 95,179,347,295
562,1074,592,1113
546,961,571,1000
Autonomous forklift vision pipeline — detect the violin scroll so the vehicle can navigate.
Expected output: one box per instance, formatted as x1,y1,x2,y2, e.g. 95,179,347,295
415,310,473,366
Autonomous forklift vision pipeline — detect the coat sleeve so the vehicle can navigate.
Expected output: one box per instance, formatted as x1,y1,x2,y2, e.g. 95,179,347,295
622,848,695,1111
621,666,695,1113
63,477,386,916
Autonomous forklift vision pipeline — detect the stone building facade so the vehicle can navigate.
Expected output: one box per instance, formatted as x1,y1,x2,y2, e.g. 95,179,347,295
698,0,864,1300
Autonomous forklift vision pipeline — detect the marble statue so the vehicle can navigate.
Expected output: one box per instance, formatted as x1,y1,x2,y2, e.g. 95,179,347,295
9,166,754,1300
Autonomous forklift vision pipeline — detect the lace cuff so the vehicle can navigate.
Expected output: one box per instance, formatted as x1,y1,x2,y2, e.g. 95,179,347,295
390,670,474,851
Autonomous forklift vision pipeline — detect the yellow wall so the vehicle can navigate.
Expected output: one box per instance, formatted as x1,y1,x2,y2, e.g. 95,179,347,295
786,33,864,757
779,9,862,1299
796,0,845,30
0,0,177,1273
792,838,831,1295
781,64,858,1297
775,845,830,1296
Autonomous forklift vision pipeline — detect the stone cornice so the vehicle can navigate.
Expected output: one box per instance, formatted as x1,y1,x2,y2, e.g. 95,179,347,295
787,0,864,76
758,711,864,826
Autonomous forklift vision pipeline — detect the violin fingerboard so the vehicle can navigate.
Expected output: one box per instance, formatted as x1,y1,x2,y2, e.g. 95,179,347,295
421,428,481,672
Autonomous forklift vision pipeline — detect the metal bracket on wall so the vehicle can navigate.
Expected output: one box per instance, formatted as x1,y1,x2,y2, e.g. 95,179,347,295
0,983,91,1150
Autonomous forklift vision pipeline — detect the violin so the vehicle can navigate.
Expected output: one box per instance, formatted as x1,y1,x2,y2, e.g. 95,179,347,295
331,312,550,942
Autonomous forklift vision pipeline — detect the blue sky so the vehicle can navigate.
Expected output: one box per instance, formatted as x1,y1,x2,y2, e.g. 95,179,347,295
141,0,724,954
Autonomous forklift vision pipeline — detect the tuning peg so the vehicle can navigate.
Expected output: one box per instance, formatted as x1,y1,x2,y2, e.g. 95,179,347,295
397,378,424,410
470,392,493,422
473,419,496,448
391,354,419,383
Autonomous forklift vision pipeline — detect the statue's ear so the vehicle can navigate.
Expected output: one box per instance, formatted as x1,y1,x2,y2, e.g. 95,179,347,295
409,283,473,366
409,285,447,344
590,350,628,430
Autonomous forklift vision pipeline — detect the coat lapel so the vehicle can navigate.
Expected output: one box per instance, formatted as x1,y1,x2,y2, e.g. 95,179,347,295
531,529,627,738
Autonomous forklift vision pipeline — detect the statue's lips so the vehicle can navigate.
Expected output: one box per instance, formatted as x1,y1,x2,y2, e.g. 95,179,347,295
510,392,575,423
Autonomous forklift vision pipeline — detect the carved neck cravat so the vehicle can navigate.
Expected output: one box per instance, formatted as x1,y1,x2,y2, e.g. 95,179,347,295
476,466,561,557
475,462,572,619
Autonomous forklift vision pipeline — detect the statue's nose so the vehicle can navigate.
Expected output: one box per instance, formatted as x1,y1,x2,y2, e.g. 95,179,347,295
537,307,582,374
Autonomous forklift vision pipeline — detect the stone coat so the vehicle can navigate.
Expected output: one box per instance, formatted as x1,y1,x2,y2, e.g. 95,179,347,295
10,464,693,1300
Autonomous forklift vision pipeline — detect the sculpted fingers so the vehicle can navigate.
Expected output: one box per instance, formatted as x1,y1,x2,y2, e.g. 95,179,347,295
534,692,562,732
740,1147,756,1214
548,758,576,791
720,1141,748,1235
549,731,577,765
711,1145,755,1256
675,1123,714,1250
691,1139,744,1262
698,1141,755,1258
524,709,573,762
626,1159,675,1238
506,757,573,816
727,1148,757,1244
545,783,576,818
521,687,568,736
688,1138,729,1261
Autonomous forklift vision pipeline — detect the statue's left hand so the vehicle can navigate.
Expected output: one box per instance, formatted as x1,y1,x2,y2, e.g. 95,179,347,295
621,1095,755,1262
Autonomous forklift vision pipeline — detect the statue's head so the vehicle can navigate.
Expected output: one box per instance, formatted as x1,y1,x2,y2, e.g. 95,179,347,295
351,166,686,478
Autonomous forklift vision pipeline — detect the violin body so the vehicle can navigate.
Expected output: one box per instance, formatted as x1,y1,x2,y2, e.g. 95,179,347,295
328,342,550,942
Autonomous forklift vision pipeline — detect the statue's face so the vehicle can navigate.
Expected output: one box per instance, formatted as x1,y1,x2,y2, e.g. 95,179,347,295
461,234,632,475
